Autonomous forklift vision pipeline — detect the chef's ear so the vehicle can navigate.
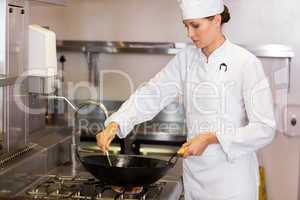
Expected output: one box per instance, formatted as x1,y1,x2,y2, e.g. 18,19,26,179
213,14,222,26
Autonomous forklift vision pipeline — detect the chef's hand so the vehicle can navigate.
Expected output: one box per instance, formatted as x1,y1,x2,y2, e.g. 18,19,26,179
96,122,119,152
177,133,219,158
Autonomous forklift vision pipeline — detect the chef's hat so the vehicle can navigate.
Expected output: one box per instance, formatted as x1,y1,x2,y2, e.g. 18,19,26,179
178,0,224,20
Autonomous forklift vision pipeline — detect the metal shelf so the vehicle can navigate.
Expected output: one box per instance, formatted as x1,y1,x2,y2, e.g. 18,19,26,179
0,76,18,87
56,40,186,55
29,0,67,6
244,44,294,58
57,40,295,58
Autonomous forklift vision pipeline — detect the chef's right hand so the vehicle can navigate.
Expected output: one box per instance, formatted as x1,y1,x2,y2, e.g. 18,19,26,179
96,122,119,152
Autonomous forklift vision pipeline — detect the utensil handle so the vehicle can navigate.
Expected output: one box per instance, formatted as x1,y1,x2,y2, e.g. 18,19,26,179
167,152,179,167
75,145,84,163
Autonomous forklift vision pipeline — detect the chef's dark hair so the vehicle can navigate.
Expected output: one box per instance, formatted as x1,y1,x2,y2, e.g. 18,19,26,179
207,5,231,24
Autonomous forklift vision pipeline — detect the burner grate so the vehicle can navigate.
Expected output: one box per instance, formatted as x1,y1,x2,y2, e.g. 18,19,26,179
24,175,165,200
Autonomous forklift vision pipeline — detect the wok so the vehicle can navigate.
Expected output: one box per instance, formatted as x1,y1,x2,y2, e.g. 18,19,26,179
73,99,179,187
76,149,178,187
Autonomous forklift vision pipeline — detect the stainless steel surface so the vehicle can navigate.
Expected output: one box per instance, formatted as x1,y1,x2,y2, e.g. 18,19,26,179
85,51,100,87
0,75,18,86
39,96,109,176
8,0,26,7
0,143,37,168
8,3,26,77
0,144,46,197
0,87,3,154
28,76,56,94
45,95,78,112
28,94,46,134
244,44,295,58
45,95,109,118
0,1,8,154
29,127,73,172
57,40,183,55
6,85,29,152
29,0,67,6
288,57,292,93
0,0,7,75
0,125,183,199
86,100,109,119
0,0,29,156
57,40,295,58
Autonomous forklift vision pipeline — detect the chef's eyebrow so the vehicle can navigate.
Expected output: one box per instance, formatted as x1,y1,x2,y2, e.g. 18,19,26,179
183,21,198,26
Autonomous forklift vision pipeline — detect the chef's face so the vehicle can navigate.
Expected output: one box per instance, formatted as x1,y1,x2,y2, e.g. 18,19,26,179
183,15,221,48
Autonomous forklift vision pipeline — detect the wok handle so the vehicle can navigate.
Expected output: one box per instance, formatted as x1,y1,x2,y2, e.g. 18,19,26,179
167,152,179,167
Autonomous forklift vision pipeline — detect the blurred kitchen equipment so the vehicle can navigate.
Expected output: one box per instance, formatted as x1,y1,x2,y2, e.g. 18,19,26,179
74,100,108,140
0,0,29,155
28,24,57,95
45,95,109,175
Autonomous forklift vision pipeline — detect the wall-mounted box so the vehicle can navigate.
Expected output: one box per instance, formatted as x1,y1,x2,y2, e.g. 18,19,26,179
28,24,57,77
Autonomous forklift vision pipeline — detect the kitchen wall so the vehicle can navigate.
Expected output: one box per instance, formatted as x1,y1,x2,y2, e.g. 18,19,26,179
29,0,300,199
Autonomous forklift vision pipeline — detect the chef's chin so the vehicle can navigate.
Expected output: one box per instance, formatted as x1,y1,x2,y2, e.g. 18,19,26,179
193,42,205,49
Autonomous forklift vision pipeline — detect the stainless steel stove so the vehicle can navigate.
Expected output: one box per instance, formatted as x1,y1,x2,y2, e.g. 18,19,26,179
22,174,182,200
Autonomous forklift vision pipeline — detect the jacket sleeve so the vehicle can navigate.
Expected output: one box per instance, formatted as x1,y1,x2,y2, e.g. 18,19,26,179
104,50,187,138
216,56,276,162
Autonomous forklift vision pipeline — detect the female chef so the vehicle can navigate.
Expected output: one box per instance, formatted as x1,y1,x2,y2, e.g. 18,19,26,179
96,0,276,199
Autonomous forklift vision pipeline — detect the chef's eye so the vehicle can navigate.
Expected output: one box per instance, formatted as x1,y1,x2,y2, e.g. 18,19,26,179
191,24,199,29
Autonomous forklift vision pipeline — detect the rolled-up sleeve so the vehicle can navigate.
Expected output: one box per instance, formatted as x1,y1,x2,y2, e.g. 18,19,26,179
216,57,276,161
105,50,187,138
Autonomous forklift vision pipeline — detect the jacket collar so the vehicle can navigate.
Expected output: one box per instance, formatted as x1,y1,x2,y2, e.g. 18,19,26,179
198,37,230,64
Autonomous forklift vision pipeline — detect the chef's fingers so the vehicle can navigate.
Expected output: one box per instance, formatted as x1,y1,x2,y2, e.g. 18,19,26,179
105,137,113,151
96,132,109,152
183,149,191,158
182,142,189,147
177,145,189,156
96,133,104,151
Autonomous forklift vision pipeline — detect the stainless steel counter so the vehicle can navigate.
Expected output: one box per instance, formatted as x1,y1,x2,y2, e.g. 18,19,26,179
0,153,183,199
0,126,184,199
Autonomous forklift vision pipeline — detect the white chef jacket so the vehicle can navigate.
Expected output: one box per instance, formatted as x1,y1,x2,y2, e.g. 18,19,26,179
105,38,276,200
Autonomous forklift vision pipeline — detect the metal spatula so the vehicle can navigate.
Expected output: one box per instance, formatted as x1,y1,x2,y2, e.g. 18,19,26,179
105,151,113,166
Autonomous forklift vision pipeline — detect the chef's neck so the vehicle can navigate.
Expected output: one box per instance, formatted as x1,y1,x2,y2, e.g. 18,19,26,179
201,34,226,59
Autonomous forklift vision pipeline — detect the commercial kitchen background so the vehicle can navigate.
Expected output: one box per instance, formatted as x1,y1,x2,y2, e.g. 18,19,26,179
29,0,300,199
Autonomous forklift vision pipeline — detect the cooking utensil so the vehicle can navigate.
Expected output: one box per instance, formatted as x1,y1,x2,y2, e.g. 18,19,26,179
105,151,112,166
76,147,178,187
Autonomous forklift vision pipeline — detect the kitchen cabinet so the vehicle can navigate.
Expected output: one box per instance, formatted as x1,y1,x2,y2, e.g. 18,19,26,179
29,0,67,6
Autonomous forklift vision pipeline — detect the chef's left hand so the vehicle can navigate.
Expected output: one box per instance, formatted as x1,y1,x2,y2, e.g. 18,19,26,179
178,133,219,158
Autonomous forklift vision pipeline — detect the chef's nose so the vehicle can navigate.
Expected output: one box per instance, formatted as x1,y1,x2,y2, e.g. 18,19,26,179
187,29,195,39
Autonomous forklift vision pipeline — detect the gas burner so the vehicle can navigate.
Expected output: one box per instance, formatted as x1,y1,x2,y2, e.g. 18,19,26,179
112,186,144,194
24,175,166,200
